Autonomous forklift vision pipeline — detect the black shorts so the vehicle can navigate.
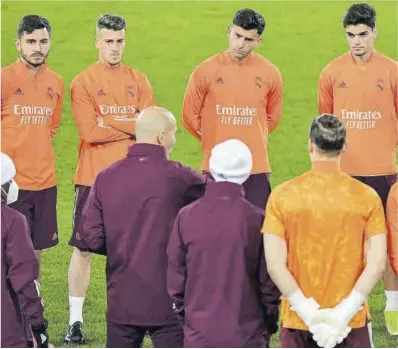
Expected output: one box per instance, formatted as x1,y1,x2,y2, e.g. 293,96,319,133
9,186,58,250
68,185,91,251
352,174,397,212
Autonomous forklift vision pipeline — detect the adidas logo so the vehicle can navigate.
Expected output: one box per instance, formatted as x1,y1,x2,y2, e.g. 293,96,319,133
337,81,347,88
98,89,105,96
14,88,23,95
215,77,224,84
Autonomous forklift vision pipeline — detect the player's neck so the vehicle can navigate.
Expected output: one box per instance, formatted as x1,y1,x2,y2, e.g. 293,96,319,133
311,159,341,172
352,49,373,64
18,56,42,75
227,50,252,65
99,56,121,68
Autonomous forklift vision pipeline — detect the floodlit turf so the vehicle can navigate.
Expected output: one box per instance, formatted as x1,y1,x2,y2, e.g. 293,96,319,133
1,1,398,347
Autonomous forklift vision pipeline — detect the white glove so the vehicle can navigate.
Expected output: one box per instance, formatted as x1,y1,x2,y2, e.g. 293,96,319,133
310,290,365,348
310,309,351,348
287,289,320,327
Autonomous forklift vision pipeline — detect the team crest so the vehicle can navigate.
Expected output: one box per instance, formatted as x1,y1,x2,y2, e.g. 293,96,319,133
376,79,384,91
127,85,135,97
254,76,263,89
47,87,54,100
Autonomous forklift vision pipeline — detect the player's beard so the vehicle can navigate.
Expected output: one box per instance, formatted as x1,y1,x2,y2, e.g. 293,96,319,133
20,50,48,68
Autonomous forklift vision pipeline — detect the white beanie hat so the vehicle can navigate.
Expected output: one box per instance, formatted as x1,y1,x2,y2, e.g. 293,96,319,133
1,153,16,185
209,139,252,185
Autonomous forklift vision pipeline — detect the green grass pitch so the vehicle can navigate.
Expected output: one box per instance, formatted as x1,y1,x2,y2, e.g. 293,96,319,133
1,1,397,347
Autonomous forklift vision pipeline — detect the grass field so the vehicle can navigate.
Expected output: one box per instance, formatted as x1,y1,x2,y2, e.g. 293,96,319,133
1,0,398,347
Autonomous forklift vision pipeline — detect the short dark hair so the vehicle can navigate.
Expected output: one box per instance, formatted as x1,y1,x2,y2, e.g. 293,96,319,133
309,114,346,156
17,15,51,38
232,9,266,35
96,14,126,32
343,3,376,29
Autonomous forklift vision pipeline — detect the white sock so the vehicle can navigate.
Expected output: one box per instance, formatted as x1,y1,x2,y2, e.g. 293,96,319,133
385,290,398,311
69,296,85,325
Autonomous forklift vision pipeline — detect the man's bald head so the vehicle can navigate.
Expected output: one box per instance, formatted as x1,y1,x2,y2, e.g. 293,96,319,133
135,106,177,155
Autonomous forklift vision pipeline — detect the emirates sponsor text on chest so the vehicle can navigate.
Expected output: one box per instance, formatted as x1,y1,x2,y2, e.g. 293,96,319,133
341,109,382,130
99,104,137,120
13,104,54,125
216,104,256,126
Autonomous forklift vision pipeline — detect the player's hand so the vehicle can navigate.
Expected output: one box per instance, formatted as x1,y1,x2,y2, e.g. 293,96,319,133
96,115,104,127
31,322,49,348
289,296,320,328
310,309,351,348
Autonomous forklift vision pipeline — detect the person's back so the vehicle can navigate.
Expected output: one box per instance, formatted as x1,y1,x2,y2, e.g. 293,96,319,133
89,144,205,325
177,183,273,347
167,139,280,348
79,106,206,347
263,114,386,348
271,164,382,329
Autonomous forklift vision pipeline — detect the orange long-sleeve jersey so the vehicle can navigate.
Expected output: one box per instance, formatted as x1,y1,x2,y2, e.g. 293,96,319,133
387,182,398,275
1,61,64,190
182,51,283,174
318,50,398,176
71,61,156,186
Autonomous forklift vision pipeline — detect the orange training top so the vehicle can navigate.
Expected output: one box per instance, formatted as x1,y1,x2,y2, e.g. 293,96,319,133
318,50,398,176
1,60,64,190
261,161,386,331
182,51,283,174
71,61,156,186
387,181,398,275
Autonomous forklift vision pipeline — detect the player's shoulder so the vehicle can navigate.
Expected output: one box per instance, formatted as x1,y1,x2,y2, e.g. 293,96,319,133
1,62,17,75
193,52,225,75
271,176,300,197
167,160,205,182
44,66,63,82
178,194,206,220
70,62,99,87
321,52,352,75
97,158,126,179
253,53,280,71
374,51,398,69
343,175,382,205
120,63,150,80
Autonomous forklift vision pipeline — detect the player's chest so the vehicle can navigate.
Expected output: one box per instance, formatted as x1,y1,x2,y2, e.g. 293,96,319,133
4,81,60,112
207,68,268,103
332,69,391,101
87,75,139,108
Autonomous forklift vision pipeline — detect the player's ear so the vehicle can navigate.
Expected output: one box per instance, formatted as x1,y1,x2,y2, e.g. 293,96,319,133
342,141,348,153
94,36,100,49
307,139,313,154
227,26,232,37
157,131,164,146
373,28,378,38
15,39,21,53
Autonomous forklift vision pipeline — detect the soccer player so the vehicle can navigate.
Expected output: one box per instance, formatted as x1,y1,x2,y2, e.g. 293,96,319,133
65,14,156,343
182,8,283,210
1,15,64,269
167,139,281,347
318,3,398,333
262,114,386,348
78,106,206,348
1,153,50,348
